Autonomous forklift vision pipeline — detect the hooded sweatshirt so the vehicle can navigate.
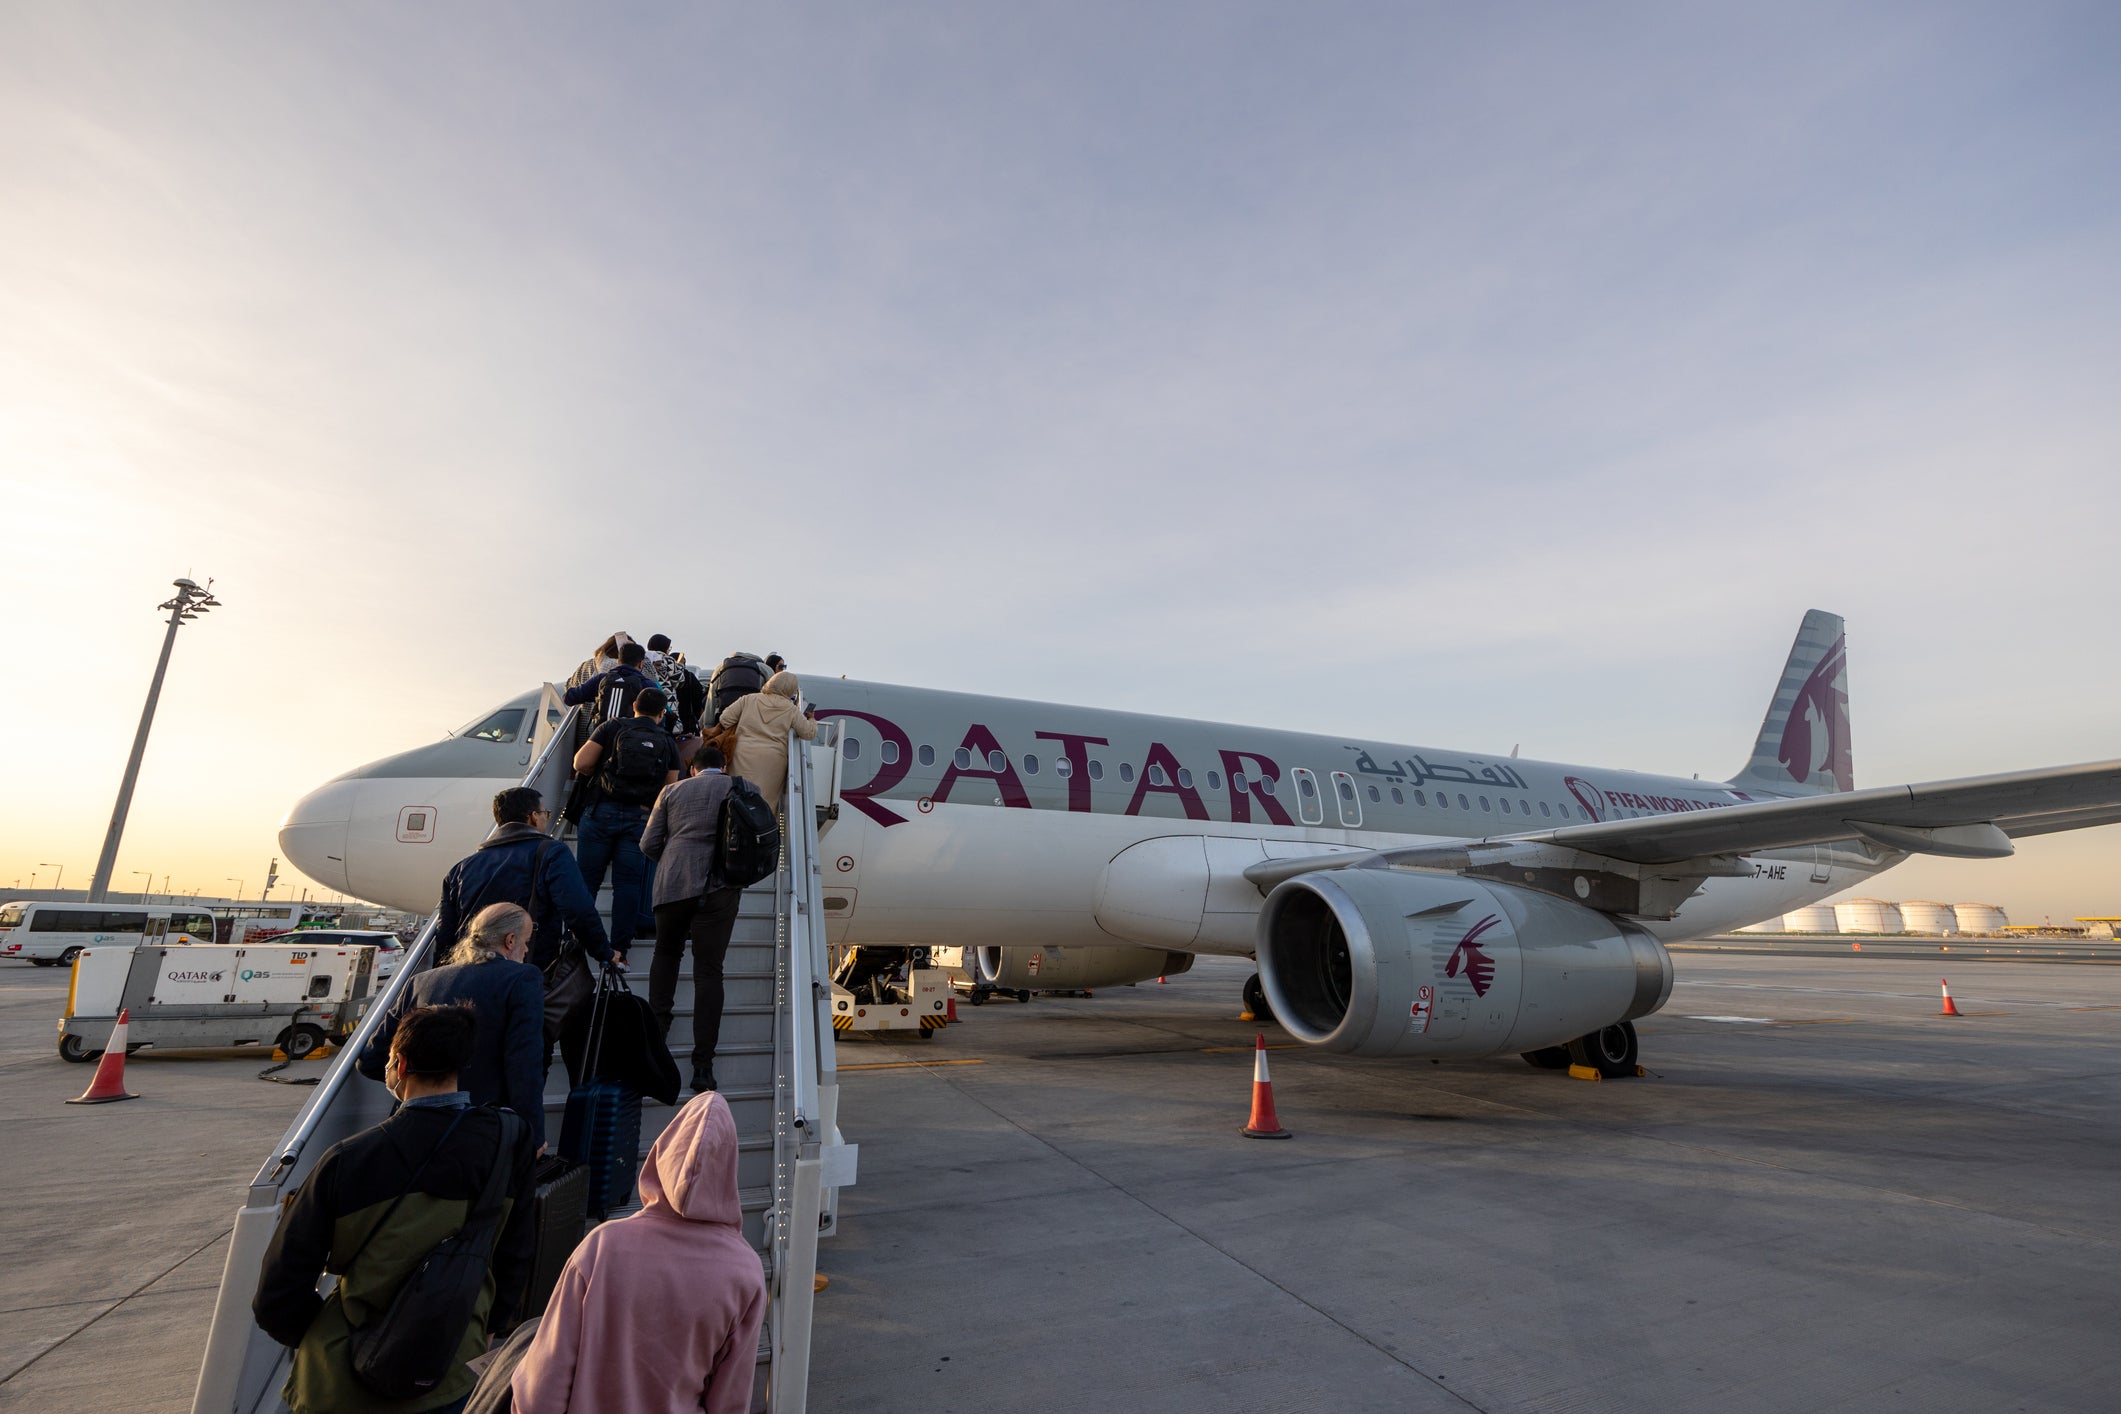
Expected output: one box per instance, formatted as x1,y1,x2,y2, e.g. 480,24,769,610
511,1092,766,1414
717,670,817,798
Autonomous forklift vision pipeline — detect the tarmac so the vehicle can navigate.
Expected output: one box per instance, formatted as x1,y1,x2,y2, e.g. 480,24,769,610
4,946,2121,1412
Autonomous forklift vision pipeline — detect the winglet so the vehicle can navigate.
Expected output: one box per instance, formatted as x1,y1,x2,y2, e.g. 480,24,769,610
1729,610,1851,796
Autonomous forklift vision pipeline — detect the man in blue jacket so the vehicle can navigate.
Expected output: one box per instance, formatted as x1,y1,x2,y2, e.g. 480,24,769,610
432,786,611,969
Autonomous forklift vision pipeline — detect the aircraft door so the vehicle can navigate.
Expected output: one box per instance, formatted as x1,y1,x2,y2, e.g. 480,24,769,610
1291,768,1325,826
1330,771,1362,828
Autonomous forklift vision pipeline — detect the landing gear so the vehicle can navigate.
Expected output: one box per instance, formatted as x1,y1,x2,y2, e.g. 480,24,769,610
1241,973,1278,1026
1521,1046,1570,1070
1566,1021,1639,1078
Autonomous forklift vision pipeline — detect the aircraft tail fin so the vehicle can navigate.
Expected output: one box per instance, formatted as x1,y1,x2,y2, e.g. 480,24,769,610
1729,610,1851,796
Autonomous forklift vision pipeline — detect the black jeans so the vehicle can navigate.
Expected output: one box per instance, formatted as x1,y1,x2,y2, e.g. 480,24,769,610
649,889,743,1077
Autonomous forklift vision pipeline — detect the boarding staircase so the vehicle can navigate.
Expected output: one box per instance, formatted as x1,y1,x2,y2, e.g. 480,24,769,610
190,687,853,1414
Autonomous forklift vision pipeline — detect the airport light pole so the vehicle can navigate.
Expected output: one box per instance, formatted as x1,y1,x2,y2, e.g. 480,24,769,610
40,863,63,893
131,870,152,901
227,877,244,903
87,577,221,901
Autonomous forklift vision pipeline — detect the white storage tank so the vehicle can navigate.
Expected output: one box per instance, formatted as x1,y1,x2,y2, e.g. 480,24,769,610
1735,919,1784,934
1899,901,1960,935
1783,904,1840,933
1834,898,1904,934
1954,902,2008,935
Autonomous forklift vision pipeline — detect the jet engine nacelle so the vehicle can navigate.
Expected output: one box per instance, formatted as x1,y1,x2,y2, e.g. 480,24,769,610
1257,869,1671,1058
976,944,1195,992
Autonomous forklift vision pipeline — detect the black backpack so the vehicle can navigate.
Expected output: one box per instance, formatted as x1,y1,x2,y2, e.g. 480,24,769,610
716,777,782,889
599,720,671,806
346,1109,523,1400
708,653,767,720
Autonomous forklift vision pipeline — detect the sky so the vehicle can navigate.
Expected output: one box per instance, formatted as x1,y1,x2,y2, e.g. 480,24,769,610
2,3,2117,921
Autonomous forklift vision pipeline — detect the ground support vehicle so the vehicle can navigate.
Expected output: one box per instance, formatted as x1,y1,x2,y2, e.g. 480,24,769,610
57,942,381,1063
830,965,951,1038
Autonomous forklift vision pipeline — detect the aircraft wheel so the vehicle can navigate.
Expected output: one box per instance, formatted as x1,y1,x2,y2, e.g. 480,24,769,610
916,1026,935,1042
1016,990,1032,1003
969,991,986,1006
1242,973,1279,1026
1566,1021,1638,1078
58,1034,97,1064
1521,1047,1570,1070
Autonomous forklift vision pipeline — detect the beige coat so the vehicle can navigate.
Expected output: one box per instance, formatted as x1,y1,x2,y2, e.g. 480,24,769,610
718,672,817,797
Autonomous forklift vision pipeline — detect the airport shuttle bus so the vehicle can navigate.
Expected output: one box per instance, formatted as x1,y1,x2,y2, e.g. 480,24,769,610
216,902,338,946
0,901,218,967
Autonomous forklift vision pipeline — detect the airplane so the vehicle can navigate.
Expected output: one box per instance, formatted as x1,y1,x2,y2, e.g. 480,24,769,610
278,611,2121,1076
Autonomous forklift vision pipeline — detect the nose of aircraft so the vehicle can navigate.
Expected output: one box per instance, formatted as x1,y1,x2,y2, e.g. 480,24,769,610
279,778,355,894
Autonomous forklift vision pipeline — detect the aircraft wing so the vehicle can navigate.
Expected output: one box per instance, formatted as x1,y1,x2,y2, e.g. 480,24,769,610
1522,760,2121,865
1245,759,2121,899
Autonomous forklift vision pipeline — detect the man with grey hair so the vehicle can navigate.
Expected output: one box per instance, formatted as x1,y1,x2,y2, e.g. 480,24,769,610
358,901,550,1149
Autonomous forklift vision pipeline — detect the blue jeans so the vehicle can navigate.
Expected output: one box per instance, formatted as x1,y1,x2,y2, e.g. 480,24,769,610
575,801,653,952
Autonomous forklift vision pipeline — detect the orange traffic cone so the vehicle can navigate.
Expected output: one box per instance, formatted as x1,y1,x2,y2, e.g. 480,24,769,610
1157,975,1166,984
1241,1034,1290,1139
945,996,959,1023
66,1010,139,1105
1940,979,1962,1017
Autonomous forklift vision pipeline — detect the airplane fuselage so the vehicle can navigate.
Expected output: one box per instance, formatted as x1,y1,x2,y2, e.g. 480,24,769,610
280,677,1885,949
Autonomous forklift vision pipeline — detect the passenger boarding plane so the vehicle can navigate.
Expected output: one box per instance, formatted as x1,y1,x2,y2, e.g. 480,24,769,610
281,613,2121,1074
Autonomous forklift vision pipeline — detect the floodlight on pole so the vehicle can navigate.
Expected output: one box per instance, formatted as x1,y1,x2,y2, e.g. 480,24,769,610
39,863,63,892
227,877,244,903
131,870,152,901
88,577,221,901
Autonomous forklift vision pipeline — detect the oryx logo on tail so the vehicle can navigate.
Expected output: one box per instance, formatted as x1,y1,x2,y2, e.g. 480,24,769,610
1446,914,1502,997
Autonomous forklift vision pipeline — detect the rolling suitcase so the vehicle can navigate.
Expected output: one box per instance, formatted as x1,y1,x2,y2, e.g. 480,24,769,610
557,962,644,1219
521,1154,589,1320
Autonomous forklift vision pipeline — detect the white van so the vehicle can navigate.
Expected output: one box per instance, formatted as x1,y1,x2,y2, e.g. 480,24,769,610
0,901,218,967
215,903,338,946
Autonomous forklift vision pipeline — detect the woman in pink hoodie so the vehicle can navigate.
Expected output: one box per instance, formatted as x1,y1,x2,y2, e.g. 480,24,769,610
512,1092,767,1414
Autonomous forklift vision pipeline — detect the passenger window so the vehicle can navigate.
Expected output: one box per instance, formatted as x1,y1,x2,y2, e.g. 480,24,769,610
1539,801,1551,817
1056,757,1073,778
954,748,972,769
1556,803,1570,818
881,740,900,765
1520,798,1531,815
1120,763,1135,783
1479,797,1490,812
1149,765,1167,786
1207,771,1222,791
1414,790,1426,806
1368,785,1380,802
988,750,1005,772
1177,767,1193,788
1023,754,1039,774
1337,779,1355,801
1500,798,1512,813
844,736,861,761
918,745,935,767
1390,788,1403,804
1260,776,1276,796
1089,760,1104,781
1299,776,1316,799
1457,794,1470,810
1231,771,1247,790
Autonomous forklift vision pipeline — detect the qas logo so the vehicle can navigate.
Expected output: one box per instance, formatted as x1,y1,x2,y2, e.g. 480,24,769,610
1445,914,1503,997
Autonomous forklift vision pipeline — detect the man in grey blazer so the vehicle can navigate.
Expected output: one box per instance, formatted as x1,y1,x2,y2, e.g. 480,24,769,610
640,746,743,1094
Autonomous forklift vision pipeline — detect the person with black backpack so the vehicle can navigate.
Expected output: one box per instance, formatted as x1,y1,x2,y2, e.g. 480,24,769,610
256,1003,538,1414
637,746,744,1095
562,640,657,732
570,687,681,966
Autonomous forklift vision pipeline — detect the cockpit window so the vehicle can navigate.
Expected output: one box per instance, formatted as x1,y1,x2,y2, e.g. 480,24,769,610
459,708,526,743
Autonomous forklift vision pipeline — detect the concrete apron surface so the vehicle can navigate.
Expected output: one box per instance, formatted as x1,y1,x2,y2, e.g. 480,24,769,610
0,962,319,1413
808,953,2121,1414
